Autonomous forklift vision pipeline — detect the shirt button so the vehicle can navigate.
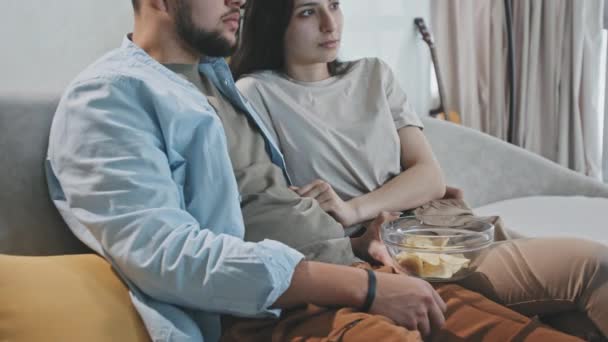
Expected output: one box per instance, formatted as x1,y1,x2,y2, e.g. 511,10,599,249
224,80,229,86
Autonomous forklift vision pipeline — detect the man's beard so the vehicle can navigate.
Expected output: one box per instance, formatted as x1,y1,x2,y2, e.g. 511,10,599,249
174,0,237,58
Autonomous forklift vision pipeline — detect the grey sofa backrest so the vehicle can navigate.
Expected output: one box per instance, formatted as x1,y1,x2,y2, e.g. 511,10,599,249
422,117,608,207
0,94,89,256
2,93,607,256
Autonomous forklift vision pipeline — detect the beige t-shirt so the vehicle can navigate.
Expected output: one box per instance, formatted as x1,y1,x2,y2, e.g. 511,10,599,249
164,63,358,265
237,58,423,201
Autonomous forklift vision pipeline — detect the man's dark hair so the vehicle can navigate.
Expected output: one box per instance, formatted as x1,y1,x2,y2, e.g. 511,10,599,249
132,0,140,12
230,0,350,80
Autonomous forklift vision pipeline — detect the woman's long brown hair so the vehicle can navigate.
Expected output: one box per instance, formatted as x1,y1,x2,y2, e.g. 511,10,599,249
230,0,350,80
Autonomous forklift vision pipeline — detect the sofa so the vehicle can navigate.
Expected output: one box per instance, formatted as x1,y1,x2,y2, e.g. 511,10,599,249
423,117,608,244
2,93,608,340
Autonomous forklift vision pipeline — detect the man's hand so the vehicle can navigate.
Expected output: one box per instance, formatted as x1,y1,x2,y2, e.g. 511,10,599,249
275,261,446,338
371,272,447,337
442,186,464,200
350,212,399,266
349,213,447,337
291,180,359,227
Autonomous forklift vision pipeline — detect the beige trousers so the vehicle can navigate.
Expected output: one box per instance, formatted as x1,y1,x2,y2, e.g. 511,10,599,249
416,199,608,341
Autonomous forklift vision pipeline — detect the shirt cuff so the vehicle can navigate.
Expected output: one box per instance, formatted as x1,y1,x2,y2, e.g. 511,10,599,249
254,239,305,316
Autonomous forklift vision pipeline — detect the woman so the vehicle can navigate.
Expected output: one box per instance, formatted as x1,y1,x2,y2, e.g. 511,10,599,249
230,0,608,339
232,1,446,230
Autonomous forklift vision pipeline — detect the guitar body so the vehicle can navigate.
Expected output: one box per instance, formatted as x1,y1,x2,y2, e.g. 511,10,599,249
430,107,461,124
434,111,462,125
415,18,462,125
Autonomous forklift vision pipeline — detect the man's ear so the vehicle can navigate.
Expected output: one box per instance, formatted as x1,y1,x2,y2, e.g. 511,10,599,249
148,0,169,12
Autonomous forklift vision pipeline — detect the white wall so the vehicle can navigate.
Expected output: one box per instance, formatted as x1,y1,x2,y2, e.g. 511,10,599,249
340,0,432,116
0,1,133,95
1,0,431,114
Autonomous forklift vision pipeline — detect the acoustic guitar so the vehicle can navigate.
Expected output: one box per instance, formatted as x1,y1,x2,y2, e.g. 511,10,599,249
414,18,461,124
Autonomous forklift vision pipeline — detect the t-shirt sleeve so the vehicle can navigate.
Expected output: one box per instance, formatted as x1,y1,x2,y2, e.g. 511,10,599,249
379,59,424,130
236,76,281,145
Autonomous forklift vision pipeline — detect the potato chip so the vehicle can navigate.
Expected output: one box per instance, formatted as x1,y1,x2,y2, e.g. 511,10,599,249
395,236,471,279
420,263,453,278
396,253,424,275
440,253,470,266
416,252,441,266
403,236,449,249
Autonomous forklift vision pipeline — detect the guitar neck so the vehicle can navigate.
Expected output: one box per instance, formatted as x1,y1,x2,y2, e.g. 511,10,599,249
429,44,448,114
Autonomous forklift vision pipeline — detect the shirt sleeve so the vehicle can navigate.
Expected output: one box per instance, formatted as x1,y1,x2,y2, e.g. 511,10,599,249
380,59,424,130
47,76,304,317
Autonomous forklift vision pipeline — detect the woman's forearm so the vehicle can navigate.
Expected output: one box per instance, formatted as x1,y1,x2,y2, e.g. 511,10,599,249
346,127,446,223
348,161,446,223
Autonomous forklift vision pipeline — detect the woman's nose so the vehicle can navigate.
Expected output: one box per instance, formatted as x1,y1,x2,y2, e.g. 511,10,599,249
226,0,245,9
320,10,337,33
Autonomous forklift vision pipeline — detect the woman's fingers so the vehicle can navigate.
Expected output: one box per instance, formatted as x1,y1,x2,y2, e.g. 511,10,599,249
302,184,329,199
295,180,324,195
316,191,334,205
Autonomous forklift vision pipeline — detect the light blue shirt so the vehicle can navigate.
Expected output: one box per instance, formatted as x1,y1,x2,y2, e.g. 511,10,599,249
46,36,304,342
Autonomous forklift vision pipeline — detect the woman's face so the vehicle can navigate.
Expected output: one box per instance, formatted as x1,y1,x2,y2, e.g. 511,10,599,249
284,0,343,67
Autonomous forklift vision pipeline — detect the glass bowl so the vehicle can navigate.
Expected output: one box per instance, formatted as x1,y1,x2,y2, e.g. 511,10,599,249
381,216,495,282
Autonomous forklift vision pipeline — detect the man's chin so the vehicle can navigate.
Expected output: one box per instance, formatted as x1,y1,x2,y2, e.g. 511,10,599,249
205,32,237,57
221,34,238,50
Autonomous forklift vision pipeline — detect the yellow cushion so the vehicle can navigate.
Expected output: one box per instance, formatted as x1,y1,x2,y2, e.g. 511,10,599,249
0,254,150,342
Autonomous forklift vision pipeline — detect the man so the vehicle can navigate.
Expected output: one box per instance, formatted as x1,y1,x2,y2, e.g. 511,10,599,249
46,0,590,341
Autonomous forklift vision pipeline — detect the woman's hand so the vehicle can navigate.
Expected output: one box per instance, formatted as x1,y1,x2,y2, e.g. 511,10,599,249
291,180,360,227
442,186,464,200
350,212,400,266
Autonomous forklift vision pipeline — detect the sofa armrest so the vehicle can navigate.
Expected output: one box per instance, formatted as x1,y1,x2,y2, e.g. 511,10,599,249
422,117,608,207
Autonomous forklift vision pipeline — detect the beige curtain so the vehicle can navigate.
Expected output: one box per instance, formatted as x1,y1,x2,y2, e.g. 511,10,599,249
430,0,508,138
431,0,605,179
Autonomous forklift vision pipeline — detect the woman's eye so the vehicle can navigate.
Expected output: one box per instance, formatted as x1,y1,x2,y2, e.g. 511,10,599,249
299,9,315,17
330,2,340,10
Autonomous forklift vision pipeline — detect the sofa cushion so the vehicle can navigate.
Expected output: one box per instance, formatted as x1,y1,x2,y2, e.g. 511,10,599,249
475,196,608,245
0,94,89,255
0,254,149,341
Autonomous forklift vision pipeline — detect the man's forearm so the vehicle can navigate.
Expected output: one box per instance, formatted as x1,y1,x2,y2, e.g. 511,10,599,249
272,261,367,309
